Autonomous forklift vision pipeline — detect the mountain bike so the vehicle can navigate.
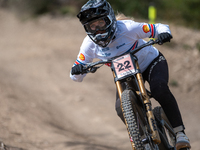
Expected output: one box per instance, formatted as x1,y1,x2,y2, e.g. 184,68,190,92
74,39,188,150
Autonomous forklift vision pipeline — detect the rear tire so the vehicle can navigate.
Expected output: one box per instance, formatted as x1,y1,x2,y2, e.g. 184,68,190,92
153,106,176,150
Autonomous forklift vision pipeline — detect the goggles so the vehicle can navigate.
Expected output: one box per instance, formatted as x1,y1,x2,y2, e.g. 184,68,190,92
84,16,112,34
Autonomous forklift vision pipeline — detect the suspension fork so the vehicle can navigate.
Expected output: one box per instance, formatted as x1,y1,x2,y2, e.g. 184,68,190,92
112,71,137,150
135,61,161,144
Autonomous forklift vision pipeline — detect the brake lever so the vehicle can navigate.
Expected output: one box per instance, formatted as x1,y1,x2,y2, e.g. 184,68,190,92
82,66,98,74
90,67,98,73
81,66,89,74
155,39,163,45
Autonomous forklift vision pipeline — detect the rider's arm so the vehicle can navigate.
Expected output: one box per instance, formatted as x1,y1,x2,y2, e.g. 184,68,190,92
70,36,95,82
125,20,172,40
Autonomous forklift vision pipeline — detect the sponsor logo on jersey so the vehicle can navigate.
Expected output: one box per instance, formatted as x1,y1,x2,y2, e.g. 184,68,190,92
79,53,85,61
102,53,111,57
143,25,150,33
102,47,110,52
116,43,125,49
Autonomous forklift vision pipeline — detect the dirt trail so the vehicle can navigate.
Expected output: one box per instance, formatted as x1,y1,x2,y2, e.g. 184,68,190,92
0,10,199,150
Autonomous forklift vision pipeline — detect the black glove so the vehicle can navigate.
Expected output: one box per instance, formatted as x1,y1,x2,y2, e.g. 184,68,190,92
158,32,173,45
71,64,83,75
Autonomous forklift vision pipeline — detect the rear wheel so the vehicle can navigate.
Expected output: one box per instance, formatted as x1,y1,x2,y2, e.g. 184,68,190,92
121,89,158,150
153,106,176,150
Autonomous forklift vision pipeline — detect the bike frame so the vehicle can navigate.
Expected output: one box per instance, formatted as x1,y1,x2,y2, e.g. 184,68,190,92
112,54,161,149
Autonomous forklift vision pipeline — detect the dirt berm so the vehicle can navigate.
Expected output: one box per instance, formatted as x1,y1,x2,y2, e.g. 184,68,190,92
0,10,199,150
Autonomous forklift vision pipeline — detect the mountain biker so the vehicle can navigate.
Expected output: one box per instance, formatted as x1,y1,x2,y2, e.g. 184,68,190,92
70,0,191,149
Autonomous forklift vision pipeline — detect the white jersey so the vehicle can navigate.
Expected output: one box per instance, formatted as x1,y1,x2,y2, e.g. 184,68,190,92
70,20,171,82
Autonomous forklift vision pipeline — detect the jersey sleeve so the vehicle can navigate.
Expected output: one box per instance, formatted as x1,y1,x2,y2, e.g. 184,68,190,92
70,36,95,82
125,21,172,39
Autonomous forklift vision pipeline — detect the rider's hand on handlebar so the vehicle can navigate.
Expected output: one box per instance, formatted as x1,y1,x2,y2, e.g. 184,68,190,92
71,64,83,75
158,32,173,45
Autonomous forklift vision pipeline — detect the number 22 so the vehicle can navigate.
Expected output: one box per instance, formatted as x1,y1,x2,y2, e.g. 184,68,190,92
117,61,131,72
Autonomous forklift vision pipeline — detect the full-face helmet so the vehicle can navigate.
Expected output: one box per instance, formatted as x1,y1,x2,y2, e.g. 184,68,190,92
77,0,117,47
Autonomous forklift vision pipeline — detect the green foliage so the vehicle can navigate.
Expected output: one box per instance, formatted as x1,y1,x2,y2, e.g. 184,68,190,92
108,0,200,29
2,0,60,16
26,0,56,15
196,42,200,52
170,79,179,87
183,44,192,51
108,0,149,18
181,1,200,29
59,6,78,15
3,0,200,29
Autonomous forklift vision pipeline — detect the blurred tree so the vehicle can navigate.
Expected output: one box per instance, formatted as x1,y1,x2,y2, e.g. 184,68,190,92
108,0,149,19
0,0,8,7
2,0,200,29
181,1,200,29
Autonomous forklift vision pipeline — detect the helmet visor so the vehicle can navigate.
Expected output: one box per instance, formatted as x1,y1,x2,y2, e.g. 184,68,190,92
84,16,112,34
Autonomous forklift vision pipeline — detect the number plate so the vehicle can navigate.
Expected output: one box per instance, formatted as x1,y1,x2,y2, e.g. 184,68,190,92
112,54,136,79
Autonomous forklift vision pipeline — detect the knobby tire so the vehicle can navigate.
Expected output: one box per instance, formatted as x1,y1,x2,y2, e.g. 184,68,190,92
121,89,144,150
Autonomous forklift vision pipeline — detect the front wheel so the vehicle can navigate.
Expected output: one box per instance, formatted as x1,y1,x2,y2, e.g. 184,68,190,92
121,89,158,150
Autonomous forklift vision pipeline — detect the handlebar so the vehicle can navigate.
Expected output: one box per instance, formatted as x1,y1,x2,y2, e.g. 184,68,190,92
81,39,160,74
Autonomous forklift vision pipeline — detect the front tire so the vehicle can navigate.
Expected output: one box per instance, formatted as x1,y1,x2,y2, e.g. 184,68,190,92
121,89,144,150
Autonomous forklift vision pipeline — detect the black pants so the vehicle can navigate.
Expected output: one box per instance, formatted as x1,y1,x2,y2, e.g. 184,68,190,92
115,52,184,129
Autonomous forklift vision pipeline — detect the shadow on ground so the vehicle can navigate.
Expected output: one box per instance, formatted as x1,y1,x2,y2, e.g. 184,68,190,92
65,141,119,150
0,142,26,150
